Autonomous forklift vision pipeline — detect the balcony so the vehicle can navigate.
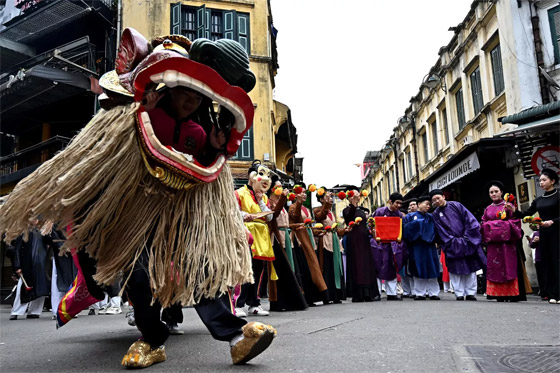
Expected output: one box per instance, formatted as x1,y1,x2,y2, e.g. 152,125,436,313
0,136,71,186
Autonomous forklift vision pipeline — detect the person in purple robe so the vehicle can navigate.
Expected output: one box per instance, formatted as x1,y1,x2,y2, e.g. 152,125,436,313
403,195,440,300
480,181,523,302
430,189,486,301
370,193,407,301
343,188,380,302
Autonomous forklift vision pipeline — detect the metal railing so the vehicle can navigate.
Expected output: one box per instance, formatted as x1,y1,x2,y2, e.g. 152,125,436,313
0,136,71,177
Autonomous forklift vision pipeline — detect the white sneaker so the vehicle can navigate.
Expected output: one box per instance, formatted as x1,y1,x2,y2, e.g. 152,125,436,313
98,306,109,315
105,306,122,315
126,309,136,326
235,308,247,318
549,299,558,304
247,306,269,316
167,322,184,335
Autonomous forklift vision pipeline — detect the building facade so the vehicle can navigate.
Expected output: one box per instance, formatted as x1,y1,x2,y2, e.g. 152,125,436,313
362,0,560,287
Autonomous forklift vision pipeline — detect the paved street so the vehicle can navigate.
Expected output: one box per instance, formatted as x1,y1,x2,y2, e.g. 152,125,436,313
1,292,559,372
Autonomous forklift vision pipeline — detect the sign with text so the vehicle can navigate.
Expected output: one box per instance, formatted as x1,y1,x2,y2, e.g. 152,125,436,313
429,152,480,191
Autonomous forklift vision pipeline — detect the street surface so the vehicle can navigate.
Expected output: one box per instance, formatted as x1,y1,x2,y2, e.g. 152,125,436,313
1,293,559,372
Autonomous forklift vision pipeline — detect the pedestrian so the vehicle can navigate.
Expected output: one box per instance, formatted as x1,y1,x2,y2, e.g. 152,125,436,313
527,224,545,300
517,168,559,304
400,198,419,298
314,189,346,304
343,188,380,302
289,182,328,306
403,195,441,300
266,179,307,312
234,160,274,316
430,189,486,301
370,193,408,301
10,220,59,320
48,226,77,320
480,181,527,302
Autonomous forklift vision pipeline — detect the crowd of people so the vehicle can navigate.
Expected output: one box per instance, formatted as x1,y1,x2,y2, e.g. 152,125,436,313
231,164,559,316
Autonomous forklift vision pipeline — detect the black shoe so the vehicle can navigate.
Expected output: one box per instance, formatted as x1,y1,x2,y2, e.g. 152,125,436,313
465,295,477,301
414,296,426,300
26,314,39,319
9,315,17,320
402,294,413,298
88,309,96,315
372,295,381,301
429,296,440,300
333,300,342,304
387,295,403,301
351,298,364,303
364,297,374,302
456,296,464,301
322,300,333,305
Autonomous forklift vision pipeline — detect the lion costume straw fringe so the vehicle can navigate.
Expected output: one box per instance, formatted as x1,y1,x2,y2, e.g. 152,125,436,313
0,102,253,308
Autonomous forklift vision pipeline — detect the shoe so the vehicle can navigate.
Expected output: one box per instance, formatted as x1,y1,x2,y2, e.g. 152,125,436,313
456,296,464,301
429,296,440,300
9,315,17,320
414,296,426,300
105,306,123,315
98,306,109,315
364,297,374,302
88,309,96,316
121,340,166,368
372,295,381,301
51,315,57,320
465,295,477,301
126,310,136,326
235,307,247,318
231,322,276,365
333,300,342,304
26,314,40,319
166,322,184,335
402,294,413,298
351,298,364,303
549,299,558,304
387,295,402,301
248,306,269,316
323,300,333,305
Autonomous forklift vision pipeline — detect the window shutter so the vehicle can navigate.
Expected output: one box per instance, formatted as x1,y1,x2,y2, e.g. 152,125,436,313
548,6,560,64
234,128,253,160
237,13,250,53
205,9,211,39
224,10,237,40
171,2,181,34
196,4,207,39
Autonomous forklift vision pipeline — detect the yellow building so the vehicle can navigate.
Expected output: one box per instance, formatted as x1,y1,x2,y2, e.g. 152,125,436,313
363,0,560,285
121,0,298,184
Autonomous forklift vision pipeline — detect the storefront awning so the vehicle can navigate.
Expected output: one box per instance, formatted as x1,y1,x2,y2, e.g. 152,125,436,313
429,152,480,191
497,114,560,137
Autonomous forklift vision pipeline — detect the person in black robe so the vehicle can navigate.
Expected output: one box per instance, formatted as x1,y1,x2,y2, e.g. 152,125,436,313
343,188,380,302
517,168,559,303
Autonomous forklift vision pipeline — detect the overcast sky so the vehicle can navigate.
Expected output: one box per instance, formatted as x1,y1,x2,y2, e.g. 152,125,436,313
271,0,474,190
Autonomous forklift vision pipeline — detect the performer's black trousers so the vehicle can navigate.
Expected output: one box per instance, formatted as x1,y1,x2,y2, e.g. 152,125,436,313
235,256,264,308
126,253,246,347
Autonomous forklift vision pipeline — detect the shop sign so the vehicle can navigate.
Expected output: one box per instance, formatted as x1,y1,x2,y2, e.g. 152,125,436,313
429,152,480,191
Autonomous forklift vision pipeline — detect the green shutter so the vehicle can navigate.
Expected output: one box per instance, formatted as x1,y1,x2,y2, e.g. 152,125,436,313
224,10,237,40
171,2,181,34
548,6,560,64
196,4,206,39
237,13,249,53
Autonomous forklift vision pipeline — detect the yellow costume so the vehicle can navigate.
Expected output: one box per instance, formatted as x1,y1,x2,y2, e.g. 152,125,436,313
235,185,274,261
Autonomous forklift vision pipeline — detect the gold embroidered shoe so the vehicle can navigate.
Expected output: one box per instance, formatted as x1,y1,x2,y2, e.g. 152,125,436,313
231,321,277,365
121,340,166,368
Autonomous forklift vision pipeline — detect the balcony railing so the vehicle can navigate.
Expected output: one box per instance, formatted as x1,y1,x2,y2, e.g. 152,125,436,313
0,136,71,177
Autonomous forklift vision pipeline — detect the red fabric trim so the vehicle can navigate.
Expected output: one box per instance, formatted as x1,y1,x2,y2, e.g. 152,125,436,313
252,255,275,261
234,190,241,209
302,206,309,217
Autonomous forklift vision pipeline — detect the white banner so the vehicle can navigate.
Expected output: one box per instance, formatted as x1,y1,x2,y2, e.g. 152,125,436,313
429,152,480,191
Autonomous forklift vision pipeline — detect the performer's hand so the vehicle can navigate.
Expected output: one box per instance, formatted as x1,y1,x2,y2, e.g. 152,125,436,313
542,220,554,227
282,188,289,197
209,127,226,150
295,223,306,231
16,269,22,276
533,236,540,242
244,214,255,222
254,191,263,201
142,90,164,111
504,202,515,212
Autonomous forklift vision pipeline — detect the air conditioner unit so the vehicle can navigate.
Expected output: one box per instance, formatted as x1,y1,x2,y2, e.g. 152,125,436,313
462,136,473,146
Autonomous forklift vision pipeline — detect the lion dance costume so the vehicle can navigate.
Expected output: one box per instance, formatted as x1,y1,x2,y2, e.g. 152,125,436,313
1,28,276,368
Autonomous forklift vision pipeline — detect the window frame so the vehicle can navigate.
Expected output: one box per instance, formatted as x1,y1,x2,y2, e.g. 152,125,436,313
470,66,484,114
455,88,466,130
490,44,505,96
549,6,560,64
